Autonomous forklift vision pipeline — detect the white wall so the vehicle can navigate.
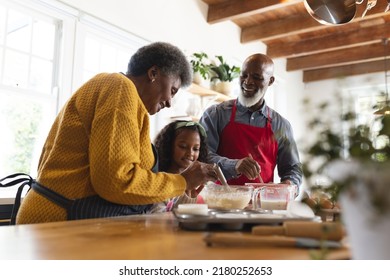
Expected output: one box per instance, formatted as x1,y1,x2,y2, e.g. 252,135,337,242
60,0,263,62
59,0,274,134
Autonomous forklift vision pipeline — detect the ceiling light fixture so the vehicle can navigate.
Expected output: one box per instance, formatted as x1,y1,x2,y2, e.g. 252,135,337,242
362,0,377,18
304,0,357,25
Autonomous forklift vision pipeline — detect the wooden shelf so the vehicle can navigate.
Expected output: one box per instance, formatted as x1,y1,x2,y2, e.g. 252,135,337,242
170,83,234,122
170,115,199,122
187,83,234,103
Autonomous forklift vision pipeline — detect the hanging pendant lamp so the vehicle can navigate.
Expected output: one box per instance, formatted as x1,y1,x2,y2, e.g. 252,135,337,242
304,0,389,26
304,0,357,25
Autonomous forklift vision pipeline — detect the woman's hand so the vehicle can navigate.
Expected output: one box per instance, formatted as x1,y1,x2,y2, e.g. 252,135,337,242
185,184,205,198
181,162,217,193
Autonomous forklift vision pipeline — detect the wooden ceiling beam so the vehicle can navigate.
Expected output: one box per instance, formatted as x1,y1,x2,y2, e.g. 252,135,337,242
303,59,390,83
267,21,390,58
241,12,317,43
206,0,301,24
287,41,390,71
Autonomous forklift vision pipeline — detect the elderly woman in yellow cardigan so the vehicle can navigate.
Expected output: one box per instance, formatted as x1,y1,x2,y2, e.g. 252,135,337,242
15,42,217,224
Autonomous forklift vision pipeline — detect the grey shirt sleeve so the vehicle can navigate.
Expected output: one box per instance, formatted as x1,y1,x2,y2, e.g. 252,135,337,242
272,116,303,187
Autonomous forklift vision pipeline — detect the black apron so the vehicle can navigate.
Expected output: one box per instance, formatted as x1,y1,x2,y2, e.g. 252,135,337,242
0,144,159,225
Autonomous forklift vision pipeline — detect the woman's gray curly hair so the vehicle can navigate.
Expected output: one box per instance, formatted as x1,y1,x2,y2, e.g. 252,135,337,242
127,42,193,87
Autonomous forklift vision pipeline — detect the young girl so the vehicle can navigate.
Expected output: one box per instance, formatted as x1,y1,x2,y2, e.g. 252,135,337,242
153,120,209,211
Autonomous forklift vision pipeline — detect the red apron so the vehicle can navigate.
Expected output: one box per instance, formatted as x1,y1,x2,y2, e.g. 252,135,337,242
217,100,278,185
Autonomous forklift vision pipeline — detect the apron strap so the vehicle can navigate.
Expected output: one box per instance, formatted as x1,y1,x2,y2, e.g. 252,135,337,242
0,173,33,225
31,182,72,209
230,99,237,122
151,143,159,173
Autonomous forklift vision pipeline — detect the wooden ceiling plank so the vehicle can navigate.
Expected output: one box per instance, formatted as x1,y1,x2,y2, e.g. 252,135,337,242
267,22,390,58
241,14,317,42
287,41,390,71
303,59,390,83
206,0,301,23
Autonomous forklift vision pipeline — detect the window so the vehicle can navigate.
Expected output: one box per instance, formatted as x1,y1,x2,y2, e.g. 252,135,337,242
0,2,60,183
0,0,147,201
72,14,147,88
343,84,388,150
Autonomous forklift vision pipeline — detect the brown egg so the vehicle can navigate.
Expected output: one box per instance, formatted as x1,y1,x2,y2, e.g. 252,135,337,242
310,190,330,200
319,198,334,209
302,197,318,210
333,201,342,210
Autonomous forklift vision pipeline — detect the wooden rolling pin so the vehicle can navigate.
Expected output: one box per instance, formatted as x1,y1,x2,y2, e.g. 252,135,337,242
204,233,342,248
252,221,344,241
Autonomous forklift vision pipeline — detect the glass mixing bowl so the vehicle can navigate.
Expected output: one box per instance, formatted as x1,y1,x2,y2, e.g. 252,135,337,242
201,182,253,210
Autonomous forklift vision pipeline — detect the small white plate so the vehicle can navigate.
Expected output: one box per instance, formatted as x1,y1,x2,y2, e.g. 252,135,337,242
286,201,315,219
176,204,209,216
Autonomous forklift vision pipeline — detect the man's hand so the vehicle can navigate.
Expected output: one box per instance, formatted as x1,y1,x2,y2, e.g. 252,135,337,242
235,156,261,180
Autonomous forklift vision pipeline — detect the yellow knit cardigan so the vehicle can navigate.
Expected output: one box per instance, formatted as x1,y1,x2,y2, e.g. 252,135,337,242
17,73,186,224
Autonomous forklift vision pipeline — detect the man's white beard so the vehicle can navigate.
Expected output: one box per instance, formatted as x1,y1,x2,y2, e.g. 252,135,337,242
238,88,263,108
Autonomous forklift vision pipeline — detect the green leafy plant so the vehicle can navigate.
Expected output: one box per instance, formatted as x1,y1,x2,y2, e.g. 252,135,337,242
302,97,390,215
190,52,211,80
209,55,240,82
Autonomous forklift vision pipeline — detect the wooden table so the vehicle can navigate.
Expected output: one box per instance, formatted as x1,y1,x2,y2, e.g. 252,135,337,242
0,212,350,260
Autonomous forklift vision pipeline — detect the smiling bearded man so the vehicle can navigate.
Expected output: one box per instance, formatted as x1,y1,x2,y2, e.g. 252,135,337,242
199,53,303,193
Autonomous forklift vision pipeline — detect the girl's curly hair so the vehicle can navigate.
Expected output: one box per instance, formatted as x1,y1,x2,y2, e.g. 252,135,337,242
154,120,209,172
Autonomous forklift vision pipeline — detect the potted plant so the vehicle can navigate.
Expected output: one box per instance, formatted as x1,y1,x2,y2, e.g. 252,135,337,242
209,55,240,95
301,97,390,259
190,52,211,85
